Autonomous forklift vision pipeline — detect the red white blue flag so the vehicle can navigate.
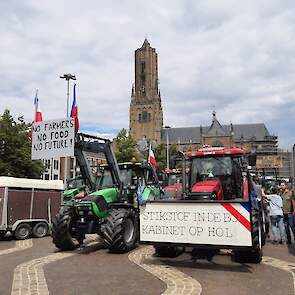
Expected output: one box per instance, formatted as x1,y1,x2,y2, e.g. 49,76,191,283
33,90,43,122
148,145,157,170
70,83,79,130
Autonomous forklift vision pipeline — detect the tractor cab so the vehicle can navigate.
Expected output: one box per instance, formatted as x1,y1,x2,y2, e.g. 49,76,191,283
91,162,161,205
163,168,184,199
63,176,87,203
185,147,247,200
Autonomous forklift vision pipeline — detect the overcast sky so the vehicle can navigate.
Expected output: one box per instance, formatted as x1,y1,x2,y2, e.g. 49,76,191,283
1,0,295,148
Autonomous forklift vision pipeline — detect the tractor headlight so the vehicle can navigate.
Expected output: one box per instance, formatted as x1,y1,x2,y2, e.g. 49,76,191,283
88,211,93,215
78,211,84,215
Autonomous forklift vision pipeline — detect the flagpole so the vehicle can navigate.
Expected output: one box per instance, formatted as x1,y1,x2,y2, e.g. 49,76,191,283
34,89,38,122
60,73,76,185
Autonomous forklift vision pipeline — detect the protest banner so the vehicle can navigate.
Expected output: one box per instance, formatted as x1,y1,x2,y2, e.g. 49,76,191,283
31,118,75,160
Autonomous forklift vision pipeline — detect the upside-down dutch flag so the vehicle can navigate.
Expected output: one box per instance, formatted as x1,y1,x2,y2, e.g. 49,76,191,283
33,90,43,123
70,83,79,130
148,145,157,170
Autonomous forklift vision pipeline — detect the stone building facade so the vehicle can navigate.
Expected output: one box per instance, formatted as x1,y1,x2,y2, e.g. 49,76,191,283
129,39,163,143
161,111,278,157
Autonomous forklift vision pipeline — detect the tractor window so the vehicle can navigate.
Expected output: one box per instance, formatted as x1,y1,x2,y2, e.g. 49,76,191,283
191,157,232,184
98,169,114,188
190,156,243,200
120,169,133,187
168,174,182,186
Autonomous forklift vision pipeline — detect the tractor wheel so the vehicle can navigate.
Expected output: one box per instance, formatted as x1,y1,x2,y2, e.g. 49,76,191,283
154,245,185,258
15,223,32,240
233,209,262,264
52,207,78,251
0,231,6,239
102,208,138,253
32,222,49,238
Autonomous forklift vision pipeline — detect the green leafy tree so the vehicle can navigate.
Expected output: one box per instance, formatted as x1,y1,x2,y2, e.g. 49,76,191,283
114,128,139,162
154,143,179,173
0,109,44,178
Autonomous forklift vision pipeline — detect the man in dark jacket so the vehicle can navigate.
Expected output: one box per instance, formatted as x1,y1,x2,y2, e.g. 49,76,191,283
280,181,295,244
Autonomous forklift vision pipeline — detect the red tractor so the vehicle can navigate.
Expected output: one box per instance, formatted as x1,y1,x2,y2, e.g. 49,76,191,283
163,168,183,199
140,146,266,263
186,147,249,201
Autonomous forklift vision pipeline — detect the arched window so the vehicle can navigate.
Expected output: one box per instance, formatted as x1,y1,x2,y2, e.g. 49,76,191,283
138,113,142,122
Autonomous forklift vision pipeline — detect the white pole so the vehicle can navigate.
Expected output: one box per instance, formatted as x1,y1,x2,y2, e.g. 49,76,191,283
166,129,169,169
64,79,70,186
34,89,38,122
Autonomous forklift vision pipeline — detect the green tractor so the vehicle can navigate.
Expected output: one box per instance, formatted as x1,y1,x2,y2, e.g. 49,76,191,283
62,176,87,206
52,133,161,253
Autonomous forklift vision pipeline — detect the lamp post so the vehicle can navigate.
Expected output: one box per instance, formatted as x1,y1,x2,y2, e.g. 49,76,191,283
164,126,171,169
60,73,76,184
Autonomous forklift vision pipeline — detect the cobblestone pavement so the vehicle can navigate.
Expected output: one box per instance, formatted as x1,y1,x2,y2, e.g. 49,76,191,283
263,256,295,294
128,246,202,295
11,252,75,295
0,239,33,256
0,236,294,295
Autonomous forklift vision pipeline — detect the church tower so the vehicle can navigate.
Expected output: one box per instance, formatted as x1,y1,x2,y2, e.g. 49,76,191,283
129,39,163,142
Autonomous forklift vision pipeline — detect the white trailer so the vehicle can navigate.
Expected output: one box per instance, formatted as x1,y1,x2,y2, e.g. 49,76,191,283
0,177,64,240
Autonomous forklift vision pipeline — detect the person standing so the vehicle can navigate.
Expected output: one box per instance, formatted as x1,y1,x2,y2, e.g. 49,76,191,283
267,186,285,244
281,181,295,244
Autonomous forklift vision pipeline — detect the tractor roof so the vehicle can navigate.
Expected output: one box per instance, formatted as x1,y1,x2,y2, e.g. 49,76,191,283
100,162,149,169
165,168,182,174
186,147,245,158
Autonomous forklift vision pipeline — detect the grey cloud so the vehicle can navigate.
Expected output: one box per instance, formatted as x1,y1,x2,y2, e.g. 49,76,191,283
0,0,295,148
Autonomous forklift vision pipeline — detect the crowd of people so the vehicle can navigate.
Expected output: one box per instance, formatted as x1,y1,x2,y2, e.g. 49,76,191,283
260,180,295,245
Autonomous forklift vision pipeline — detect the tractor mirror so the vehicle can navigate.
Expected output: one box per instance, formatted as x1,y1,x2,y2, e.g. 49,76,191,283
248,153,257,167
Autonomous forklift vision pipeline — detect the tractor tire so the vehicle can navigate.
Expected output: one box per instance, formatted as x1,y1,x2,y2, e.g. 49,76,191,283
233,209,262,264
154,245,185,258
32,222,49,238
52,207,78,251
102,208,138,253
15,223,32,240
0,231,6,240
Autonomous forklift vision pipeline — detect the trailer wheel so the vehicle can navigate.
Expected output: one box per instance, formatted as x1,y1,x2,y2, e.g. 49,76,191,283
52,207,78,251
32,222,48,238
154,245,185,258
102,208,138,253
15,223,32,240
233,209,262,264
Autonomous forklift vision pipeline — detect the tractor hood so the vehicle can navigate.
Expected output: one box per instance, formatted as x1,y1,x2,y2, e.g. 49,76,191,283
164,184,182,192
87,187,118,203
192,180,219,193
63,188,79,198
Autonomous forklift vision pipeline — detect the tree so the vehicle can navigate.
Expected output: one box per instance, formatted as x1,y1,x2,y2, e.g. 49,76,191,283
114,128,139,162
154,143,179,174
0,109,44,178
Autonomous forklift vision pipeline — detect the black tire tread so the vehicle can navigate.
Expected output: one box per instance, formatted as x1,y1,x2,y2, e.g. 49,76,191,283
154,246,184,258
15,223,32,240
52,207,78,251
32,222,49,238
233,208,262,264
102,208,138,253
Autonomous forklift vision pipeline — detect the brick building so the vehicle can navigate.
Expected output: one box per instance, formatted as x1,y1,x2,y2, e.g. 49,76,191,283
129,39,163,143
161,111,278,158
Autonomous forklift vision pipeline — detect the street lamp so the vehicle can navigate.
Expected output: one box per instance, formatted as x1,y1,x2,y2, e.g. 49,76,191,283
164,126,171,169
60,73,76,185
60,73,76,117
